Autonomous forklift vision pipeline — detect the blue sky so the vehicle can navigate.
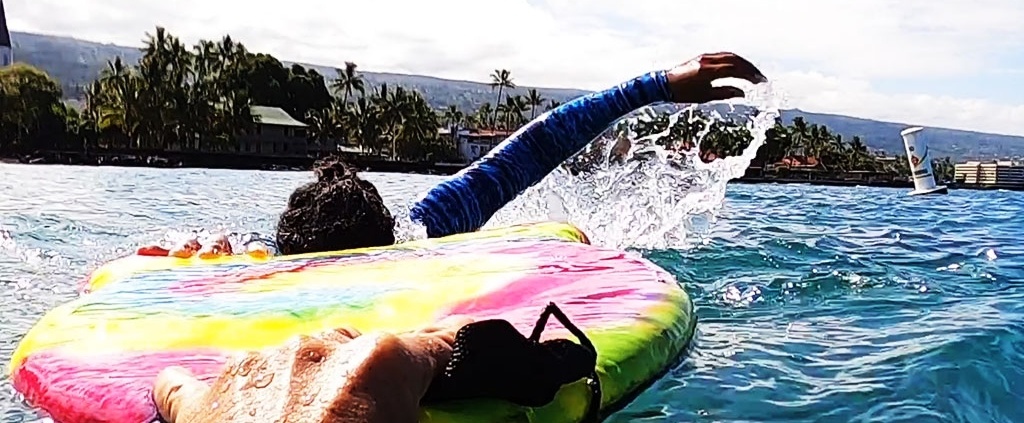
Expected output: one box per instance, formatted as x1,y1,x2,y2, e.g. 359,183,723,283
6,0,1024,136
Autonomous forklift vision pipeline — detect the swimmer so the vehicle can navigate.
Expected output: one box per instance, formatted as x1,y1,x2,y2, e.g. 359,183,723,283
155,52,767,422
156,303,603,423
275,52,766,254
155,317,472,423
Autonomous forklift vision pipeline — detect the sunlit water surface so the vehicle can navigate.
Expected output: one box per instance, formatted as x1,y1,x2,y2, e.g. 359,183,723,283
2,88,1023,422
2,164,1022,423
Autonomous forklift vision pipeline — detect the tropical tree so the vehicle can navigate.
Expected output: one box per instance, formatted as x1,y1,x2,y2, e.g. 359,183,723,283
498,95,528,129
472,102,494,129
524,88,545,120
0,63,69,151
2,26,960,172
488,69,515,129
331,62,365,104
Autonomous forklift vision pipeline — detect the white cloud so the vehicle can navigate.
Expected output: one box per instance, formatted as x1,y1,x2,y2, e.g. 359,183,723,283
6,0,1024,135
772,71,1024,134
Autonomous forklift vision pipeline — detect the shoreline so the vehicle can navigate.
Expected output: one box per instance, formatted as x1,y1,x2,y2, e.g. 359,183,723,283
1,150,464,176
3,151,1015,192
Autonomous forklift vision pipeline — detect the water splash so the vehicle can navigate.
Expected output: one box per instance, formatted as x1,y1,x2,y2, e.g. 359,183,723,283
392,203,429,243
490,82,782,250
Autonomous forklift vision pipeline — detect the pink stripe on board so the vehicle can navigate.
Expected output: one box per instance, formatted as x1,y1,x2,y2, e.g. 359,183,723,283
14,350,227,423
445,247,672,339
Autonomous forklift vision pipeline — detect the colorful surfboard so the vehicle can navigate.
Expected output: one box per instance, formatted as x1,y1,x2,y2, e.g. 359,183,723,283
9,222,695,423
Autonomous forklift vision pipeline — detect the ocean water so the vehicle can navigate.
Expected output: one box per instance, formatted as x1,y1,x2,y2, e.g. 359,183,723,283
1,163,1022,422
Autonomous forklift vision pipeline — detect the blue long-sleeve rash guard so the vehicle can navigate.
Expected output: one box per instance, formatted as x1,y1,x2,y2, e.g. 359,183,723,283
409,70,674,238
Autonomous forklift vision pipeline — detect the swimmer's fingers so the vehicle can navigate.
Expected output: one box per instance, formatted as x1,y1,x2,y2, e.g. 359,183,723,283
707,86,746,101
153,366,209,423
699,52,767,84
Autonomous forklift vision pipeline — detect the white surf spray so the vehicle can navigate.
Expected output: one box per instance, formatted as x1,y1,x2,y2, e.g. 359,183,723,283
486,82,782,251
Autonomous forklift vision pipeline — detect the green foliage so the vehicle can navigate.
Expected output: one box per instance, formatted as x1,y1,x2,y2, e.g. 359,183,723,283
9,31,1024,160
0,27,460,161
0,63,77,151
579,109,954,180
0,28,963,173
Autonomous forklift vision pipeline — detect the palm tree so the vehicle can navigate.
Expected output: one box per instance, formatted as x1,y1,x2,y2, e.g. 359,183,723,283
499,95,528,129
347,96,384,154
304,108,332,152
137,26,193,150
524,89,545,120
789,117,810,158
443,105,463,132
188,40,219,151
96,57,144,148
472,103,493,130
441,105,464,153
331,62,365,104
488,69,515,129
40,26,948,172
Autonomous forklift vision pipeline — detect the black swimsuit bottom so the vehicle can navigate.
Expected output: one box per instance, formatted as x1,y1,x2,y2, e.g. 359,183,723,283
422,302,602,422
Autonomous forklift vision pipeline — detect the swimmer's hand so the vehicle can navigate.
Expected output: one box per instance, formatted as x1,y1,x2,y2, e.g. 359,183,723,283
153,317,473,423
196,234,233,259
666,52,767,104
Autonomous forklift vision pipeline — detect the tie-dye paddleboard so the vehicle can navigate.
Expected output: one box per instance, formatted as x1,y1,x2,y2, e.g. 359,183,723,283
9,222,696,423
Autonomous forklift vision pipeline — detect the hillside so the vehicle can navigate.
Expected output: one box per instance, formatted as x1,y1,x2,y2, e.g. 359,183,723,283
778,110,1024,161
7,32,589,113
9,31,1024,160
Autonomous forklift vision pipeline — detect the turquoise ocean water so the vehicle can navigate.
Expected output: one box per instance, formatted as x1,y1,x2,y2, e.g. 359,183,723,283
1,163,1022,422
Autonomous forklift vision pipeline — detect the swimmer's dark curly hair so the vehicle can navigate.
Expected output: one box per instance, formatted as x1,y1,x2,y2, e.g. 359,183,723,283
275,156,395,255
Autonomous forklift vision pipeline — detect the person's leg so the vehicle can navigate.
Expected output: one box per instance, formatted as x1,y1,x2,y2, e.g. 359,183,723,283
152,318,470,423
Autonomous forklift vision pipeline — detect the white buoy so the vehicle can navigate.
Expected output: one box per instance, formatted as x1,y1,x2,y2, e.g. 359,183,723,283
900,127,948,196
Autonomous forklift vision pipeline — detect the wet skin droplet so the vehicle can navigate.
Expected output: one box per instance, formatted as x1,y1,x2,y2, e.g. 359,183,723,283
252,372,275,389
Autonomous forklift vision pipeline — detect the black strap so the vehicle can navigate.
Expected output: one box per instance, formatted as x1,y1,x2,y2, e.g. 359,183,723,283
529,302,602,423
422,302,602,422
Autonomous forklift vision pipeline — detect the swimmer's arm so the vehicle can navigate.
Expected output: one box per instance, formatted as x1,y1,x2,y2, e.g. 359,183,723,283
410,71,673,237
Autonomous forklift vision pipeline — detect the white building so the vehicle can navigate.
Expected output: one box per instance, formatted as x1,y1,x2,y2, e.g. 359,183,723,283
237,106,309,157
954,160,1024,187
0,0,11,67
440,127,512,163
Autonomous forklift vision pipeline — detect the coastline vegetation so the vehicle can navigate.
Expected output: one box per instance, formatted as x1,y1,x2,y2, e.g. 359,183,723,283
0,27,954,183
602,110,955,183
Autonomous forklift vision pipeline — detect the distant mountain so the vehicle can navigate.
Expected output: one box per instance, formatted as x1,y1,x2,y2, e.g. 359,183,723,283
9,31,1024,160
779,110,1023,161
8,32,590,112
